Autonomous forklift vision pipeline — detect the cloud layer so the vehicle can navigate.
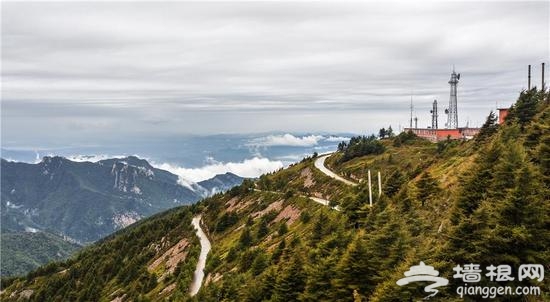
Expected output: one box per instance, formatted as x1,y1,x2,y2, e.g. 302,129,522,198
248,134,324,147
65,153,284,183
1,2,548,147
154,157,283,183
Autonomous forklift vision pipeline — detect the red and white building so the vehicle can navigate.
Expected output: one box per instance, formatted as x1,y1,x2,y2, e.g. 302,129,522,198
403,127,480,142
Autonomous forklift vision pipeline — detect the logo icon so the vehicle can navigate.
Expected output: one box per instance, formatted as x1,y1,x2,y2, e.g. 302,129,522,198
396,261,449,299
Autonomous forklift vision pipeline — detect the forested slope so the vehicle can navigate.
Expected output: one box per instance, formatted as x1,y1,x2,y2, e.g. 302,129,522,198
2,89,548,301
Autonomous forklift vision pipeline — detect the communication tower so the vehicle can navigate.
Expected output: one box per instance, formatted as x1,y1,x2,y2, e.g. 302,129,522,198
430,100,438,129
445,68,460,129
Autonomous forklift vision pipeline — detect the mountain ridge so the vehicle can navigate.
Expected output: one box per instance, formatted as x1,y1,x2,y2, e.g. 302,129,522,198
1,156,244,277
1,89,548,301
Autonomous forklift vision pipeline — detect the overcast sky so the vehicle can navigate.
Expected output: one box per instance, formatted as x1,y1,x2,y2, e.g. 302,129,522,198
2,1,549,149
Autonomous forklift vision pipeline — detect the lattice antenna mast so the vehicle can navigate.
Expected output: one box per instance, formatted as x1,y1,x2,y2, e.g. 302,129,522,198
430,99,438,129
446,67,460,129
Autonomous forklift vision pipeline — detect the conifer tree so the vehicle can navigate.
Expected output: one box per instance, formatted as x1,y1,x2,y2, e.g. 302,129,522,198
238,227,253,248
475,111,498,143
331,232,370,301
278,222,288,235
537,132,550,179
256,218,269,239
416,172,438,206
507,88,540,128
311,213,326,244
272,255,305,302
301,256,337,301
384,169,406,197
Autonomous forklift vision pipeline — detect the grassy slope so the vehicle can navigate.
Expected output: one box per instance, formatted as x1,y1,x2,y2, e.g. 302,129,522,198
0,138,525,301
2,91,548,301
185,139,480,301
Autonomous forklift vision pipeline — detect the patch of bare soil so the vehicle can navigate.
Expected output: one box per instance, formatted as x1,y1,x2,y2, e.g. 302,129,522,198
226,197,240,212
159,283,176,296
251,199,284,219
10,290,33,300
273,205,301,226
301,167,315,188
110,294,126,302
205,272,223,286
148,238,190,278
227,196,256,212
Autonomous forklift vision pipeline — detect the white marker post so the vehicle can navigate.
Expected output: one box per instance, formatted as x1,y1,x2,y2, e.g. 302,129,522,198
378,171,382,198
368,170,372,207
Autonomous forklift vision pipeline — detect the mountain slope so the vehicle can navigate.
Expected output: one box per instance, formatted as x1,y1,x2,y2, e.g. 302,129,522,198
0,232,81,277
198,172,244,195
2,89,548,301
1,156,203,243
1,156,244,244
1,156,244,277
1,205,202,301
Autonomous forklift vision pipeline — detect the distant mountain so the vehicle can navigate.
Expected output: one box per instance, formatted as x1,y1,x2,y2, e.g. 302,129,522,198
1,231,81,277
198,172,245,195
2,89,548,301
1,156,244,244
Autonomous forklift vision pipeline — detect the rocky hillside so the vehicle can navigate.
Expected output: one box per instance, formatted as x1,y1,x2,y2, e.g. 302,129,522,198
1,156,244,277
1,156,243,244
2,89,548,301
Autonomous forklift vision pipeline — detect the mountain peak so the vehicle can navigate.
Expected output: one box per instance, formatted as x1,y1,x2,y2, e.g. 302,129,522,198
41,155,66,163
121,155,153,168
98,155,153,170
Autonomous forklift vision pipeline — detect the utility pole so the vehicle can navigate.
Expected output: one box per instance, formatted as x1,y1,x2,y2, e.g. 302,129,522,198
528,65,531,90
368,170,372,207
542,62,546,91
377,171,382,198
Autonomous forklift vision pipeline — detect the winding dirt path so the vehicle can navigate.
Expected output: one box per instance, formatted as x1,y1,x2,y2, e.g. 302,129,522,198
314,154,357,186
189,215,211,296
308,196,341,211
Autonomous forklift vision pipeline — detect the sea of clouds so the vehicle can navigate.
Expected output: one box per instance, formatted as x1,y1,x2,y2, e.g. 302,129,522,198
5,133,351,185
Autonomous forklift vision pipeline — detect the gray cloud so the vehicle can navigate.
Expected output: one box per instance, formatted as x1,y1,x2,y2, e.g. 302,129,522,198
1,1,548,147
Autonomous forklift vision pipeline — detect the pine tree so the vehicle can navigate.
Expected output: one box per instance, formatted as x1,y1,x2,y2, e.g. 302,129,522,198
331,232,370,301
256,218,269,239
379,128,386,139
301,256,337,301
537,132,550,179
250,251,269,276
475,111,498,143
387,125,394,137
341,194,362,223
271,239,286,263
238,227,253,248
272,255,305,302
384,170,406,197
480,164,550,266
311,213,326,244
451,141,502,224
507,88,540,128
278,222,288,235
416,172,438,206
